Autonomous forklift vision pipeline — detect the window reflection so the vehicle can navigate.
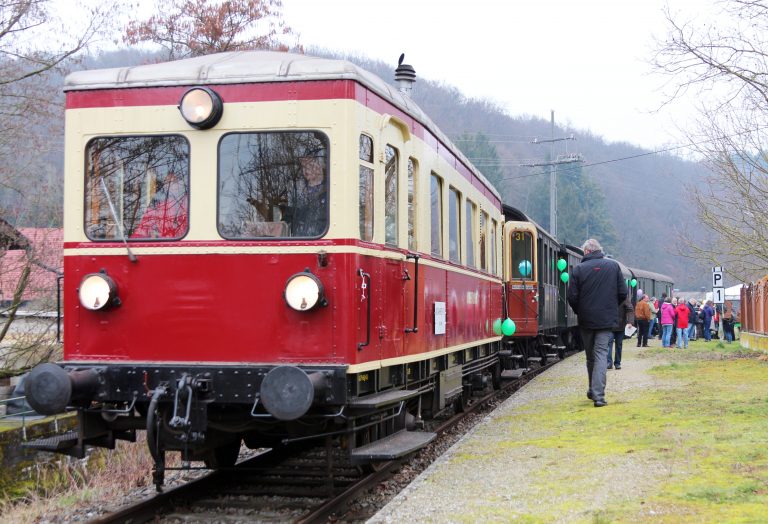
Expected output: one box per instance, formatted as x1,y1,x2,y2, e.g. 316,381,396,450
85,136,190,241
218,132,329,239
384,145,398,245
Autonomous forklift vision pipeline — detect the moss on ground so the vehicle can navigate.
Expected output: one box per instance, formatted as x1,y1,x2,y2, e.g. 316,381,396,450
446,340,768,522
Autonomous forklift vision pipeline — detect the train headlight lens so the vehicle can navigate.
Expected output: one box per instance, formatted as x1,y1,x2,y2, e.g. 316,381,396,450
78,273,118,311
284,272,326,311
179,87,223,129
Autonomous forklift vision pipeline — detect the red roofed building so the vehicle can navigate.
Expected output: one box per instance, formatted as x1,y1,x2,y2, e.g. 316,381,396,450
0,227,63,309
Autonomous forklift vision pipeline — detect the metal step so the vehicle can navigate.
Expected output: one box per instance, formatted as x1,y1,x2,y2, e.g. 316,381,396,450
501,369,527,379
546,353,559,359
508,354,523,360
349,388,421,409
22,430,84,457
350,430,436,461
526,356,542,363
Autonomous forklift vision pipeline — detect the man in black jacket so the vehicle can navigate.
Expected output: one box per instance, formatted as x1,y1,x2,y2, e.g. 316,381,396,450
567,239,628,407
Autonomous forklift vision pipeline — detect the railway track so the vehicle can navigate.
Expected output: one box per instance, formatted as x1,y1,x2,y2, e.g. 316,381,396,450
89,352,572,524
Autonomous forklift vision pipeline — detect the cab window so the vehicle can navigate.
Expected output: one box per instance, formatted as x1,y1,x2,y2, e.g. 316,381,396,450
511,231,534,279
218,131,329,239
85,135,190,241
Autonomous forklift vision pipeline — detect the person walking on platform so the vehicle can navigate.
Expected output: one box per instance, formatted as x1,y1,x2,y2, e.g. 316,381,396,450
656,293,667,339
567,238,627,408
635,294,652,347
687,298,697,341
607,292,634,369
675,299,690,348
701,300,715,341
648,297,658,340
660,297,675,348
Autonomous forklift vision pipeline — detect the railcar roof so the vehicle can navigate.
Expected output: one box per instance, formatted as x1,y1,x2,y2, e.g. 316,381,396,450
65,51,500,202
628,266,674,284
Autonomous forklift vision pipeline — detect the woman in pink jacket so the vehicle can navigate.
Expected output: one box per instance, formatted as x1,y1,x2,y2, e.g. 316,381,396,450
660,297,676,348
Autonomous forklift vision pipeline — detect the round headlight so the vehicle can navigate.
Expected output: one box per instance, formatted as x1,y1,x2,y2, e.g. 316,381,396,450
78,273,118,311
284,272,326,311
178,87,223,129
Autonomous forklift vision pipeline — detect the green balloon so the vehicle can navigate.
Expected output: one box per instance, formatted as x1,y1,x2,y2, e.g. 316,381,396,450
630,278,637,288
560,272,570,283
557,259,567,272
501,318,516,336
493,318,502,336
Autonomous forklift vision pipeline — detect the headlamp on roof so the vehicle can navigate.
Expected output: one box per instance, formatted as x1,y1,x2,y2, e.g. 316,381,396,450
178,87,223,129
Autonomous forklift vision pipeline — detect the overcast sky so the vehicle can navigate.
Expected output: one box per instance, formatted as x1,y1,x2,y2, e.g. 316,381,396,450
281,0,710,151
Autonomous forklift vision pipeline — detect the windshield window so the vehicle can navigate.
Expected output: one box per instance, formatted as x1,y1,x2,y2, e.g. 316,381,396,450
85,136,190,241
511,231,534,279
218,132,329,239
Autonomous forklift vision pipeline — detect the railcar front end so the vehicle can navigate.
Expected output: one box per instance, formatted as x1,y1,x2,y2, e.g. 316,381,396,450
23,52,506,487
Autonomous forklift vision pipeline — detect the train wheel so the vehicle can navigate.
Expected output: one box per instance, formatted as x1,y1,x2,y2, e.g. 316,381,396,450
453,386,470,413
204,439,241,469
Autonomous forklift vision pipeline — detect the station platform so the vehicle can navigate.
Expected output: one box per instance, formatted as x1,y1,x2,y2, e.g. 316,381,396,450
371,337,768,522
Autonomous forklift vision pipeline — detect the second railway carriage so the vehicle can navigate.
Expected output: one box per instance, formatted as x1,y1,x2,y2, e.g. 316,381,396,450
501,205,581,368
24,51,509,487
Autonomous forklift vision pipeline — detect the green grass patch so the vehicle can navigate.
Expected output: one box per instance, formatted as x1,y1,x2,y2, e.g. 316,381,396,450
453,343,768,522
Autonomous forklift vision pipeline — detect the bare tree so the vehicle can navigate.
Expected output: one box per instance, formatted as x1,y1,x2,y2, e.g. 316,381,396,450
0,1,119,373
124,0,300,59
655,0,768,281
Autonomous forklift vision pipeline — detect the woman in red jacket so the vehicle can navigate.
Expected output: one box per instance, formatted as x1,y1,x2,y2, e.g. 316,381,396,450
675,300,690,349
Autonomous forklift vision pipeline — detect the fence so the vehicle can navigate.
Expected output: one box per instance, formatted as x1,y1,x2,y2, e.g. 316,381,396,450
740,278,768,335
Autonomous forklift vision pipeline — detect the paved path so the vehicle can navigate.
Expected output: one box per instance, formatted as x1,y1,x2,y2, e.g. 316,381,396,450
371,337,676,523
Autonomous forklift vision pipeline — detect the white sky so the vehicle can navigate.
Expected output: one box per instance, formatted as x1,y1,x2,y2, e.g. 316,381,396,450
281,0,709,150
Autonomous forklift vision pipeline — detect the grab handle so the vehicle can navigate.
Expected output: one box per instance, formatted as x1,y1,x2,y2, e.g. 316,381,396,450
405,253,420,333
357,269,371,350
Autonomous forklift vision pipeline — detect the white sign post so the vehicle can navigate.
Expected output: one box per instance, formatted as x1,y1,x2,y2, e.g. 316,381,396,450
712,266,725,304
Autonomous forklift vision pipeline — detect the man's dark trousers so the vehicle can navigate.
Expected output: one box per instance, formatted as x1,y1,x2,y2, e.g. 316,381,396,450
581,328,612,402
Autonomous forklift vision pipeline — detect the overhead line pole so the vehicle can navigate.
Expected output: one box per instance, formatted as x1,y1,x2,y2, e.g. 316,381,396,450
521,111,581,240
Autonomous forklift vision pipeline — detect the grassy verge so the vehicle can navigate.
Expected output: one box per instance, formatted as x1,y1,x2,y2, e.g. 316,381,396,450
0,435,159,523
448,339,768,522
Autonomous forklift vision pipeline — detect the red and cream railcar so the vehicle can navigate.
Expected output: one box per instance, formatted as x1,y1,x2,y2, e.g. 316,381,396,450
25,51,506,485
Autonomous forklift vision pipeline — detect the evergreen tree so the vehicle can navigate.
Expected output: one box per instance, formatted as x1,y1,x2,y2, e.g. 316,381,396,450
524,162,617,252
455,132,504,194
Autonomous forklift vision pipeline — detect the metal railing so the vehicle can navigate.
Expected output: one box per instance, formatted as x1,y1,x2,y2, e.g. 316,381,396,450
0,395,56,440
740,279,768,335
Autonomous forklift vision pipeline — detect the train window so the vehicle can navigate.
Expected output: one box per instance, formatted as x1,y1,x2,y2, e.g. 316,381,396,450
479,211,488,271
85,135,190,241
385,145,399,246
359,135,374,241
448,187,461,263
465,199,476,267
408,158,417,251
511,231,534,279
490,219,497,275
430,173,443,257
218,131,329,239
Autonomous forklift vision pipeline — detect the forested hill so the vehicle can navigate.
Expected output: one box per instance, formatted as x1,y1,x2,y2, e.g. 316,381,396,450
341,53,710,290
17,49,710,289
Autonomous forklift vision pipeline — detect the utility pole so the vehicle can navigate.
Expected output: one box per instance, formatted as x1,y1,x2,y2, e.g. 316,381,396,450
520,110,582,239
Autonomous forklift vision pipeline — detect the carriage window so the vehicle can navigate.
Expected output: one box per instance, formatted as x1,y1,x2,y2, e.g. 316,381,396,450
479,211,488,271
511,231,534,279
385,145,398,245
430,173,443,257
85,135,190,241
218,131,329,239
359,134,374,241
448,187,461,263
465,199,476,267
408,157,417,250
490,219,497,275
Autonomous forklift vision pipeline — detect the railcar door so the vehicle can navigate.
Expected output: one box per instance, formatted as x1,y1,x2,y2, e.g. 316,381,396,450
503,222,539,336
